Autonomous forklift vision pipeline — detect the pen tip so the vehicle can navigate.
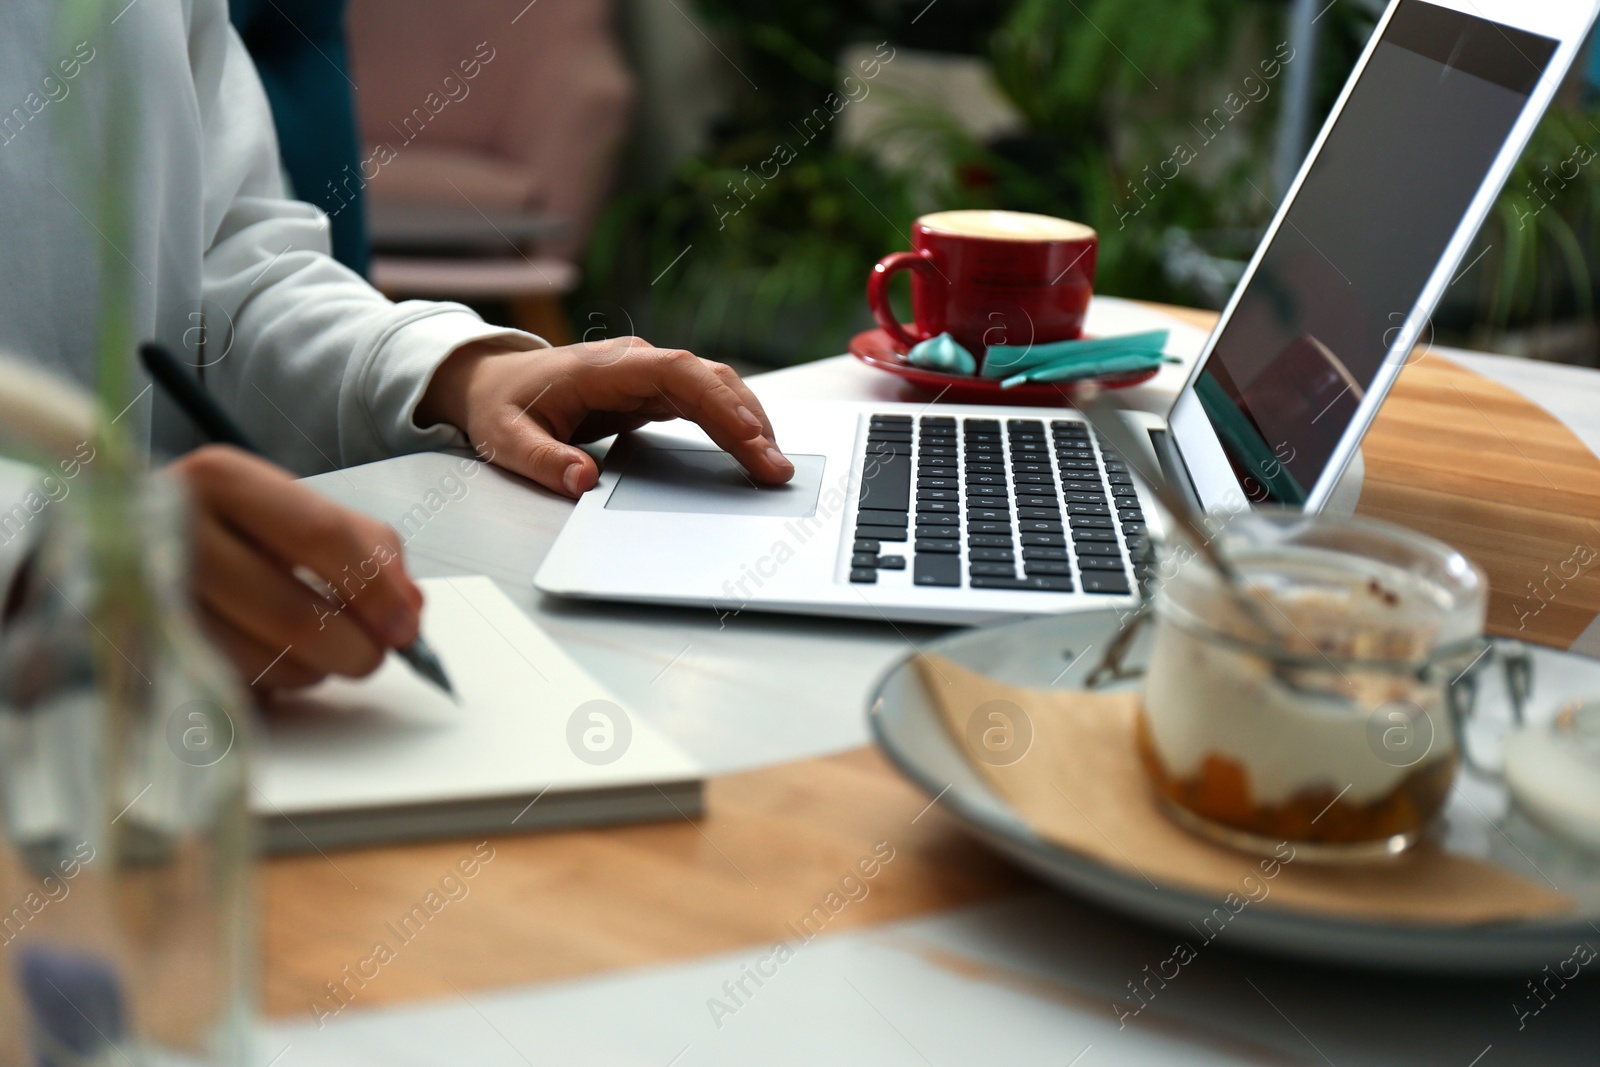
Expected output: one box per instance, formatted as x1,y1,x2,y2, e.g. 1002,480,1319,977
398,640,456,702
427,666,457,701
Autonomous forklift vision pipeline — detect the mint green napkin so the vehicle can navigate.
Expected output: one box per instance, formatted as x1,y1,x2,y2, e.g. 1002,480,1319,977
999,351,1177,388
985,330,1174,389
984,329,1168,375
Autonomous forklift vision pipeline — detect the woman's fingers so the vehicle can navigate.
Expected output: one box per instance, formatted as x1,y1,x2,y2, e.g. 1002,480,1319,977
705,359,778,446
424,338,793,500
644,349,793,483
566,346,791,484
176,446,421,647
483,409,603,497
468,343,792,496
190,510,388,679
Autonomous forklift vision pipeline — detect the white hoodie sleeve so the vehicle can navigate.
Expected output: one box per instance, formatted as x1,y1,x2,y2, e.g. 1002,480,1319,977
184,1,546,475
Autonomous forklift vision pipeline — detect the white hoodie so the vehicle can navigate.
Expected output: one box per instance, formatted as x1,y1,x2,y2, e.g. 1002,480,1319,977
0,0,542,475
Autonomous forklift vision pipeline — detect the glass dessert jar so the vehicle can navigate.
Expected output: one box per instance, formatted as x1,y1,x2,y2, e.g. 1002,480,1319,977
0,473,253,1066
1137,512,1488,860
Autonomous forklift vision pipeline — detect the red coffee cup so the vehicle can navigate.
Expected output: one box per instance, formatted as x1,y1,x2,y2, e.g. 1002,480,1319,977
867,210,1099,366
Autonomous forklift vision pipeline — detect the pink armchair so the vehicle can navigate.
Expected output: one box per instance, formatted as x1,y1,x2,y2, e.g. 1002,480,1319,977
346,0,636,342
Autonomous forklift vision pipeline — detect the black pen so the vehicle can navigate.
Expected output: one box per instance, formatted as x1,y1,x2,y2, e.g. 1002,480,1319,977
138,341,457,700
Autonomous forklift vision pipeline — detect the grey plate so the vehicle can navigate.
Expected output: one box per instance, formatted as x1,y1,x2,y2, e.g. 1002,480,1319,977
868,608,1600,973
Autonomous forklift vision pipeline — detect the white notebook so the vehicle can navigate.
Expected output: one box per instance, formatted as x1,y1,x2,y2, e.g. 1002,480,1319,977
252,576,702,853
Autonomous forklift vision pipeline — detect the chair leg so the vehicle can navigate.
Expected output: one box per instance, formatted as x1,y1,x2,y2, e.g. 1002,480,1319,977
511,294,574,347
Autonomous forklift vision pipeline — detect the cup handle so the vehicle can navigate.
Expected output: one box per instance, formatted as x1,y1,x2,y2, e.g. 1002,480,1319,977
868,250,942,351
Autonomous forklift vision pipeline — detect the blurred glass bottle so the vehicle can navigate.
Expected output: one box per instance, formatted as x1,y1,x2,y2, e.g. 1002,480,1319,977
0,470,252,1066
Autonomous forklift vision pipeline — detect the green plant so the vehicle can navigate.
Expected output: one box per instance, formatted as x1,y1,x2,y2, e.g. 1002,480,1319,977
989,0,1272,132
587,145,914,365
1471,105,1600,333
53,0,150,667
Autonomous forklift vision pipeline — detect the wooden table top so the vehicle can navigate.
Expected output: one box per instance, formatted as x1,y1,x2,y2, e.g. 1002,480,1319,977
264,748,1030,1019
263,304,1600,1021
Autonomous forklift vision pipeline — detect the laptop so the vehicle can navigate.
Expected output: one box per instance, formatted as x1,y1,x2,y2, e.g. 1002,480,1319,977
537,0,1597,626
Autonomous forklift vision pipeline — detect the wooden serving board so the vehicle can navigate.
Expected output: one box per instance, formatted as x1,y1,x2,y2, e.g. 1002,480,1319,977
1358,355,1600,647
260,748,1029,1017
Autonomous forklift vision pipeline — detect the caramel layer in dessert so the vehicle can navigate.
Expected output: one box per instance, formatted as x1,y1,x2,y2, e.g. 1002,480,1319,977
1135,711,1457,844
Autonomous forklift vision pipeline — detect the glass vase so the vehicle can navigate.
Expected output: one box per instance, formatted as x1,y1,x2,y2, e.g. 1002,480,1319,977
0,471,253,1066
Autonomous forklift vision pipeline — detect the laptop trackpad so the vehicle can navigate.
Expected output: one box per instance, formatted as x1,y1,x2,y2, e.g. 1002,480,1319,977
604,448,827,517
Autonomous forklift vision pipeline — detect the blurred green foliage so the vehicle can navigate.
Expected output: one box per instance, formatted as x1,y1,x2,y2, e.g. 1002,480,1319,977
585,0,1600,366
586,148,911,362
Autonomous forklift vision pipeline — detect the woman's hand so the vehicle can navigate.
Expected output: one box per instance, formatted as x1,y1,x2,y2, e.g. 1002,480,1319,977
416,337,795,497
171,446,422,690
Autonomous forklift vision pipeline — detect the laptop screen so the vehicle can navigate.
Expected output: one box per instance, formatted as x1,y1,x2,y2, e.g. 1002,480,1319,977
1193,0,1556,504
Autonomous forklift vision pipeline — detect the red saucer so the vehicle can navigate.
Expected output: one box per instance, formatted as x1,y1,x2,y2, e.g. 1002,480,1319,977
847,328,1159,406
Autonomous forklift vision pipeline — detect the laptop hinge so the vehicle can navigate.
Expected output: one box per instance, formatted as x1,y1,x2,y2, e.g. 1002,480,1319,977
1148,428,1204,514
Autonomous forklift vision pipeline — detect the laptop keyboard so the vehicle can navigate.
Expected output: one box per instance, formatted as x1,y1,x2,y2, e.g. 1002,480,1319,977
848,415,1143,595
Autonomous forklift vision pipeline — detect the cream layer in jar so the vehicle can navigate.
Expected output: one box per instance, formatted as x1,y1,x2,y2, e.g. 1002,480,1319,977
1139,559,1460,845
